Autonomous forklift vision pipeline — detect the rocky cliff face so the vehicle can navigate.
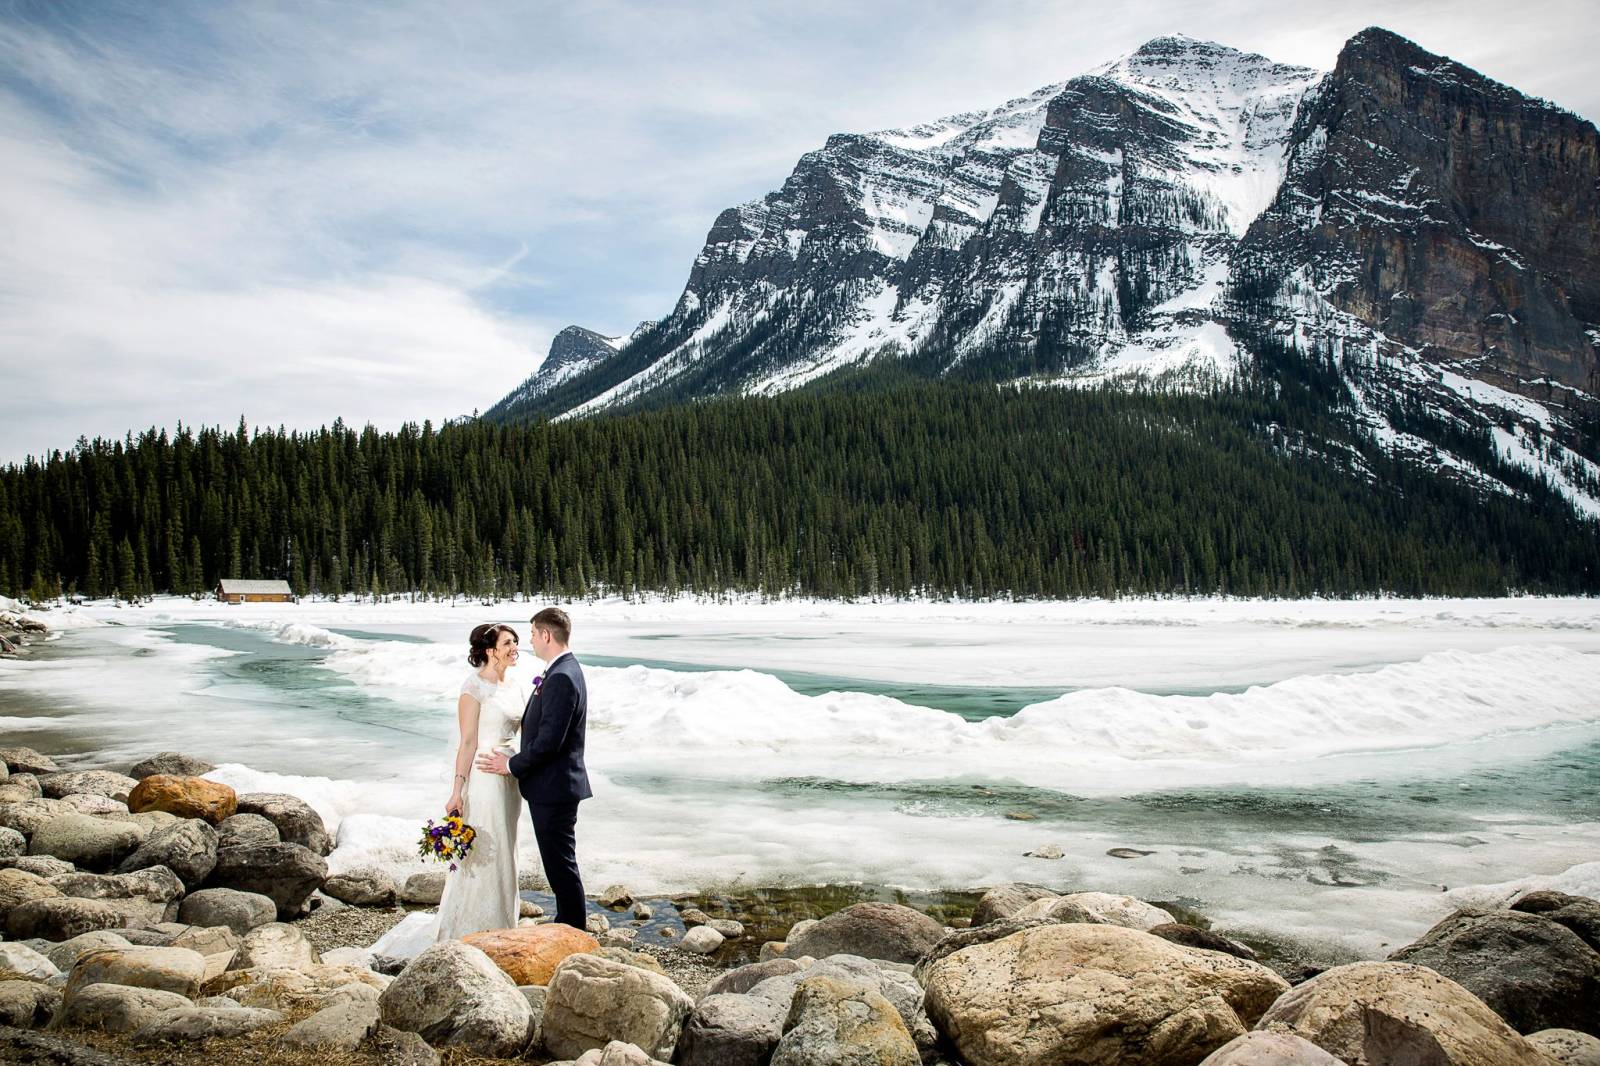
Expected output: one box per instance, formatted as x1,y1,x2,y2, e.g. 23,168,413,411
489,28,1600,517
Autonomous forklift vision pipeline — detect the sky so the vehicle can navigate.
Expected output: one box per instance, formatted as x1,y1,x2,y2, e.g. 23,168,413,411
1,0,1595,463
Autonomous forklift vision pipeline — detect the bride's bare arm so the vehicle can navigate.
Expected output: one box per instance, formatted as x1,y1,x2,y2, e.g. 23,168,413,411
450,692,481,814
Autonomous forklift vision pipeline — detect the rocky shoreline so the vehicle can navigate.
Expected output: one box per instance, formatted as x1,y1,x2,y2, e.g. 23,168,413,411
1,743,1597,1065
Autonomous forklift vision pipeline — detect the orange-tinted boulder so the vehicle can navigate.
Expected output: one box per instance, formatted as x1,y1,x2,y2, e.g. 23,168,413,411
127,775,238,825
461,924,599,986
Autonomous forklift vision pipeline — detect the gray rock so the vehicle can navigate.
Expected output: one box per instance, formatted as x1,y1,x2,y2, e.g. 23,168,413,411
50,866,185,927
128,753,216,780
913,915,1065,983
116,819,217,889
42,931,132,972
598,884,634,909
38,771,138,804
0,776,44,805
677,992,787,1066
752,956,934,1059
373,1023,443,1066
681,908,710,927
5,897,126,941
50,982,192,1032
217,812,280,849
971,883,1058,926
682,926,725,955
1389,908,1600,1035
1150,922,1260,961
632,902,653,921
709,919,745,940
27,814,144,872
1527,1029,1600,1066
0,866,63,915
130,1005,283,1044
708,959,805,997
169,924,238,957
63,946,207,1000
196,995,242,1008
1512,891,1600,955
322,865,398,907
0,978,60,1027
1014,890,1176,930
378,939,534,1058
0,826,25,860
770,973,919,1066
519,982,548,1048
0,797,72,840
786,903,945,965
207,841,328,918
1198,1031,1349,1064
0,748,59,776
0,941,61,979
587,911,612,935
177,887,277,935
401,870,446,905
56,794,127,816
228,922,319,971
281,997,381,1051
1,855,75,879
235,792,332,855
562,1040,676,1066
543,951,693,1061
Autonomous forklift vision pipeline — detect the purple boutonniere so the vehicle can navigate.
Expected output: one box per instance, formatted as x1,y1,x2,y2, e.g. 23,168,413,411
532,674,544,696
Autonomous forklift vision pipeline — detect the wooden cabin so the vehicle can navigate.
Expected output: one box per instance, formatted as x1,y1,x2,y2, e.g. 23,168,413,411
217,579,294,604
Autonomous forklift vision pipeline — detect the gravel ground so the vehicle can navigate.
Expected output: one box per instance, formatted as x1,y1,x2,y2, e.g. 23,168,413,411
292,902,410,954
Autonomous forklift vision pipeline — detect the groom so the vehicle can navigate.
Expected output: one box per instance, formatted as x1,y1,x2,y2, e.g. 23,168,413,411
475,606,592,930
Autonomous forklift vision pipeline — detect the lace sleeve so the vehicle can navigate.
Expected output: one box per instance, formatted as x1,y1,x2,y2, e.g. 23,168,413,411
460,674,484,701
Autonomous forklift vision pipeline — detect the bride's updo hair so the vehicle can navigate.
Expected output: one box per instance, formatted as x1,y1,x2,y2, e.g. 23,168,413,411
467,623,516,667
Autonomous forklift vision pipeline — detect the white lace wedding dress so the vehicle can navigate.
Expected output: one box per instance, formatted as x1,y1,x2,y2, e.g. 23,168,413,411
369,671,525,958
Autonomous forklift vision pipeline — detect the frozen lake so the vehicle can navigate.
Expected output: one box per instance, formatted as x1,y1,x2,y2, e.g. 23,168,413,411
3,594,1598,963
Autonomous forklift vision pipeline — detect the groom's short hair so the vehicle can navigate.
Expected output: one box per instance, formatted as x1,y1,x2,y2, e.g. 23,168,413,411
531,607,571,645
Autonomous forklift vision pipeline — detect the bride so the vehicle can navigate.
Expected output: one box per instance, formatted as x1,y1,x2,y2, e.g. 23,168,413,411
370,622,526,957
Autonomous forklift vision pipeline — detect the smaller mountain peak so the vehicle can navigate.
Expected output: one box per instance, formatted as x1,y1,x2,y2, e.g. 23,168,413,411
545,325,621,371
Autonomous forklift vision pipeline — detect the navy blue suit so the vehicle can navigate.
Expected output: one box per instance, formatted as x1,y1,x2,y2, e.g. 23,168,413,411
508,651,591,928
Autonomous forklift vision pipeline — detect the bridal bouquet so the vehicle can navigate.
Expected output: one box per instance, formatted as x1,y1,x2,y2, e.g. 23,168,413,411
418,814,476,872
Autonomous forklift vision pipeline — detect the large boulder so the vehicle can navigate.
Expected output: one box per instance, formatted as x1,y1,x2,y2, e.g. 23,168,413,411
1015,890,1176,931
128,753,216,780
27,813,144,872
771,974,919,1066
235,792,332,855
228,922,319,971
683,926,725,955
282,997,382,1051
0,979,60,1028
1257,960,1548,1065
217,962,389,1011
913,915,1067,982
321,864,399,907
1389,909,1600,1035
42,931,133,972
749,956,936,1060
178,886,277,934
543,951,694,1062
970,883,1058,927
1200,1031,1350,1064
50,866,185,927
0,748,59,776
785,903,945,965
0,942,60,980
1512,891,1600,954
461,923,599,986
401,870,446,904
707,958,806,997
50,982,192,1033
1527,1029,1600,1066
0,867,63,914
38,770,138,803
0,776,42,804
560,1042,675,1066
57,793,127,816
127,775,237,825
924,923,1290,1066
217,812,280,849
207,842,327,917
65,946,207,1000
130,1005,283,1044
0,798,72,840
677,992,788,1066
116,819,217,889
0,826,24,862
5,897,126,940
378,940,534,1058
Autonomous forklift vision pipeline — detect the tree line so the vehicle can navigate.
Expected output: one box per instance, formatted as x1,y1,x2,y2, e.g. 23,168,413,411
1,366,1595,604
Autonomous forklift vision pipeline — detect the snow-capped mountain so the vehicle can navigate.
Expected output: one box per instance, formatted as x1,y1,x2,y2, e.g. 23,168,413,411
488,28,1599,516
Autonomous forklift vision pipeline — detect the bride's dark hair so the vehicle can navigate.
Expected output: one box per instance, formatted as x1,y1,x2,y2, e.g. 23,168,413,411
467,623,516,667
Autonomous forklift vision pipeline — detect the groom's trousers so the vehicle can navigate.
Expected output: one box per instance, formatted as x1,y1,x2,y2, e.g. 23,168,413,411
528,801,586,929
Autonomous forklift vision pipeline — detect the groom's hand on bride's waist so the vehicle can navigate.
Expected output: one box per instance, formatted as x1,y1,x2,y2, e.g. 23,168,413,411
475,750,512,776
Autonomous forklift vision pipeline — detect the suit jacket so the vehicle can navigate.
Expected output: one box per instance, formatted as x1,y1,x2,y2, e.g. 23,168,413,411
507,651,593,804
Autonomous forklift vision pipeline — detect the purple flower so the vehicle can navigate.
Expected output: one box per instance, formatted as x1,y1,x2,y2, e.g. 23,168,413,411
448,863,457,872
